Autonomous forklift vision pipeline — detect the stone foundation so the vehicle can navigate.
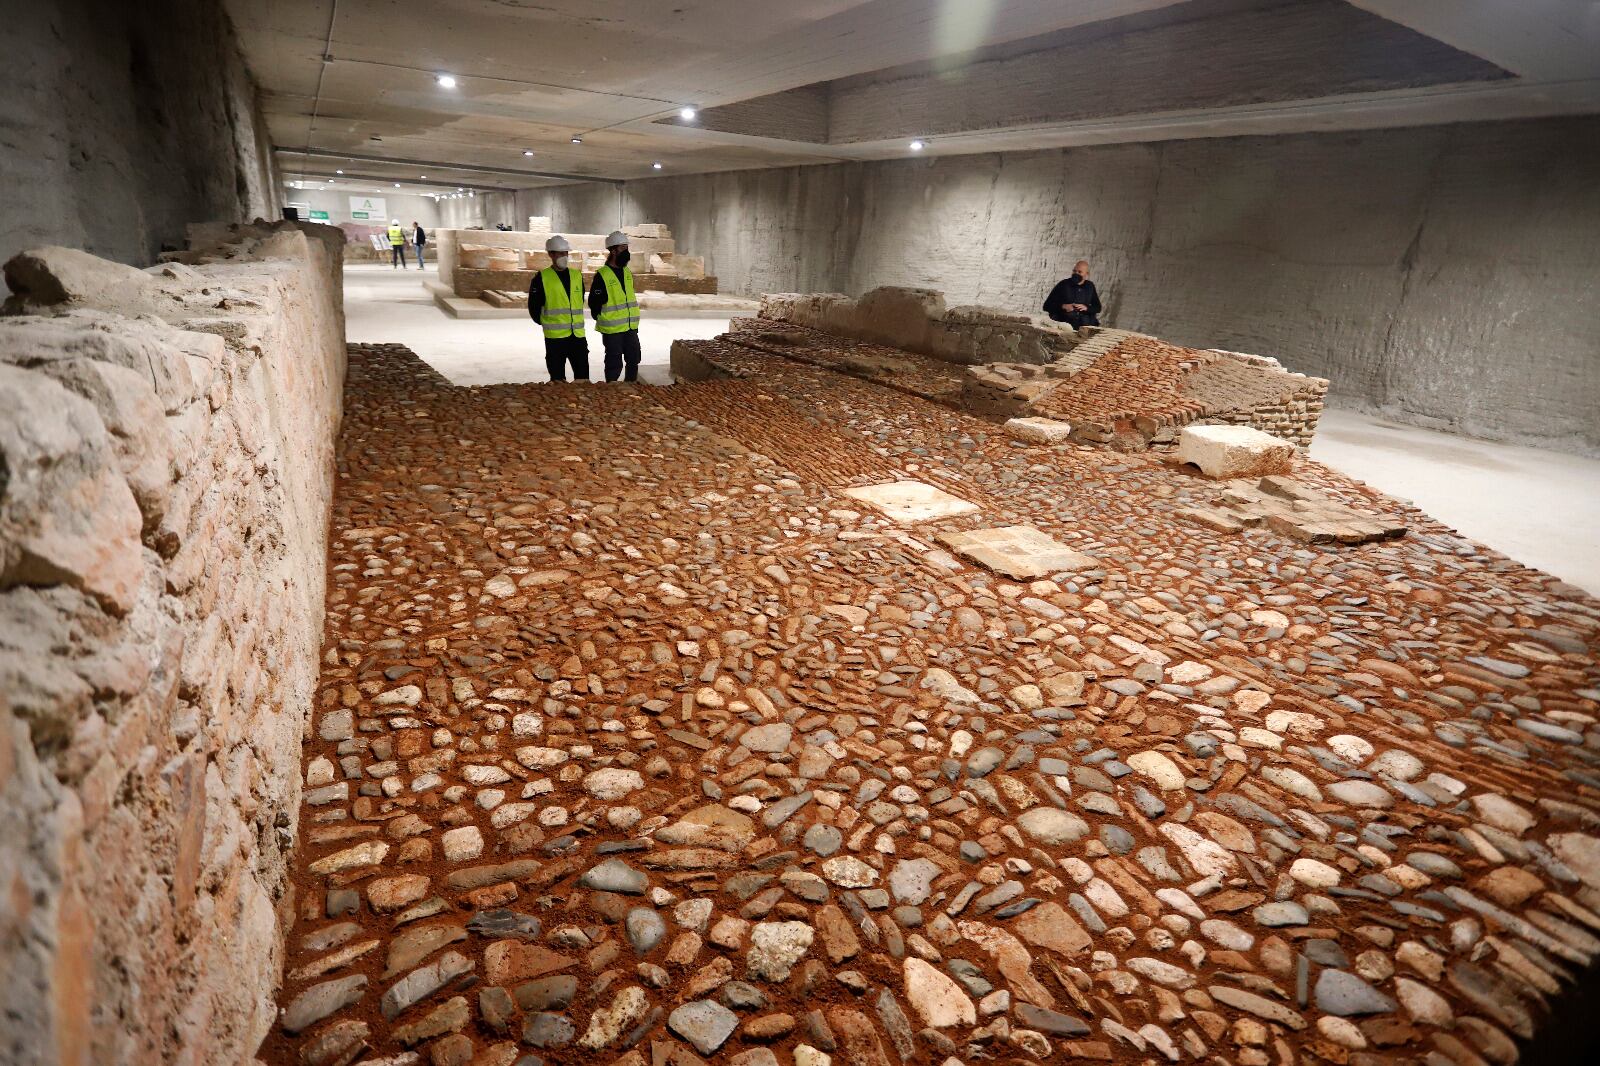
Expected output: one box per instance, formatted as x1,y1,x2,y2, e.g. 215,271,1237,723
759,287,1080,366
0,220,345,1065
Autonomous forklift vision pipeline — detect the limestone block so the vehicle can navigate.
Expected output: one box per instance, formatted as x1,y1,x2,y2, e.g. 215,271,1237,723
840,481,979,523
936,525,1097,580
1004,417,1073,444
624,223,671,239
2,246,154,312
1176,424,1295,479
0,364,143,613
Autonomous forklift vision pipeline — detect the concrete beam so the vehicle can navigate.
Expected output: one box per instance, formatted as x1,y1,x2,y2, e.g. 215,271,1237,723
274,147,622,186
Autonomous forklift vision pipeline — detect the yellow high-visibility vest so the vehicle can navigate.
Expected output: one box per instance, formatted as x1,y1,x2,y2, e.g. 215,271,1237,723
594,265,640,334
538,267,586,339
386,225,404,245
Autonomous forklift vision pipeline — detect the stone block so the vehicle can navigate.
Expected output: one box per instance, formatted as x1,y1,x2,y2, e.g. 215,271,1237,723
1176,424,1295,479
936,525,1097,580
1004,416,1073,443
841,481,980,523
0,365,143,613
2,246,154,311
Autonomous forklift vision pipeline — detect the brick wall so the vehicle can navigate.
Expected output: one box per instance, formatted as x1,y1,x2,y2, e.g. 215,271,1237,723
0,221,345,1065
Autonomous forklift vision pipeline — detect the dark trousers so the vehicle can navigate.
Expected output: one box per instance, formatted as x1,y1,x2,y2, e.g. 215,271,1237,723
602,330,642,382
544,336,589,381
1059,311,1099,329
390,244,407,267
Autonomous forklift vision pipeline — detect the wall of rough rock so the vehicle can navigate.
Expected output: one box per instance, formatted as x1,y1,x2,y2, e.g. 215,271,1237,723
0,221,345,1066
525,116,1600,455
0,0,279,267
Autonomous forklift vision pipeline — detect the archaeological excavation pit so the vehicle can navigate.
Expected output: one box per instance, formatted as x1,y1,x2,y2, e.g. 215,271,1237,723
3,4,1599,1066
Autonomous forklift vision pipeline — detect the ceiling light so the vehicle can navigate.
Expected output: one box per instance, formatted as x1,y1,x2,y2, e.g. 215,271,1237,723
909,139,925,151
652,162,663,170
336,169,344,174
523,150,534,156
679,107,697,121
420,174,427,179
571,136,583,144
436,74,457,88
394,182,401,187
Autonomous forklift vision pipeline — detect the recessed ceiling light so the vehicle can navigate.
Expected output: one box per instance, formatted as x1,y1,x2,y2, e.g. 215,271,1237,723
394,183,401,187
679,107,697,121
571,136,583,144
336,169,344,174
909,139,926,151
436,74,457,88
652,162,663,170
523,150,534,156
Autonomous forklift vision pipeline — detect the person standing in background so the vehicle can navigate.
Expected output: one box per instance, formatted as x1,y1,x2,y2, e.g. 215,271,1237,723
589,230,643,382
412,221,427,268
527,235,590,382
1044,260,1101,329
386,219,408,269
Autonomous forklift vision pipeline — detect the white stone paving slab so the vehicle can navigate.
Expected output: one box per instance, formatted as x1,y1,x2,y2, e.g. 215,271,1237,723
842,481,979,523
1004,416,1073,443
937,525,1097,580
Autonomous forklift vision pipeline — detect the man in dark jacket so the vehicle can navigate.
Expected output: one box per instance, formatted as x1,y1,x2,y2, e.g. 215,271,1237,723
1044,260,1102,329
412,222,427,268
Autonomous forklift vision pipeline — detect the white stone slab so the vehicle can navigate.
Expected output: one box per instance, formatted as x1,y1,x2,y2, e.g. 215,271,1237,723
841,481,979,523
1004,416,1073,443
1176,424,1295,479
937,525,1097,580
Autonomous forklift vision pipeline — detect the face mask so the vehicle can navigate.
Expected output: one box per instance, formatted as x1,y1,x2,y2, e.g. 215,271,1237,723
553,255,568,269
615,249,631,268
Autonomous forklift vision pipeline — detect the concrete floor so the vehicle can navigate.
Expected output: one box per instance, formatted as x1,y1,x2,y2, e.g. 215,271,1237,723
344,262,734,386
1309,409,1600,595
344,262,1600,594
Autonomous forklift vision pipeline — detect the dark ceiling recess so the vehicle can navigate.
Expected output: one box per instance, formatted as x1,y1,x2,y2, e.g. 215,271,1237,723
667,0,1511,147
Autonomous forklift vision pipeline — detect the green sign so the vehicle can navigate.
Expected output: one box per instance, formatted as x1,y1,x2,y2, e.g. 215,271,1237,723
310,210,330,221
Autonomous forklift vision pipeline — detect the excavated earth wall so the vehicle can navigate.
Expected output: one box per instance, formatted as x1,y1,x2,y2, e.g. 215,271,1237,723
0,220,346,1066
526,116,1600,455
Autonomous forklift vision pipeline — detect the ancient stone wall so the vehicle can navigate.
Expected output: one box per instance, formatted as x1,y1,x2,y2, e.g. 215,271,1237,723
758,287,1079,366
0,221,346,1066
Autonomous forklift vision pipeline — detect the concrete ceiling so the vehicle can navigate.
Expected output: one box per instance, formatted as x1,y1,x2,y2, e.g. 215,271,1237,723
234,0,1600,195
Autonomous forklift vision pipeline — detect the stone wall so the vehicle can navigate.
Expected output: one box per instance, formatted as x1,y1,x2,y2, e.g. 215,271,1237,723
523,115,1600,455
759,287,1080,366
0,221,346,1065
0,0,280,267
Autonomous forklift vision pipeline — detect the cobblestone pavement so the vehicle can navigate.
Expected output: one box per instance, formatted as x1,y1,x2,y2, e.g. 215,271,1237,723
262,341,1600,1066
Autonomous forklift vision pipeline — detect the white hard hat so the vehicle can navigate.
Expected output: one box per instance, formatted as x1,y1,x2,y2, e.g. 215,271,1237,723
391,219,399,225
604,230,629,248
545,235,571,253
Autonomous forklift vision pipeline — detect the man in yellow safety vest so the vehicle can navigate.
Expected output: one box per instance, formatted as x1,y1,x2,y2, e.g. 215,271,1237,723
525,234,589,381
386,219,408,269
588,230,642,382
